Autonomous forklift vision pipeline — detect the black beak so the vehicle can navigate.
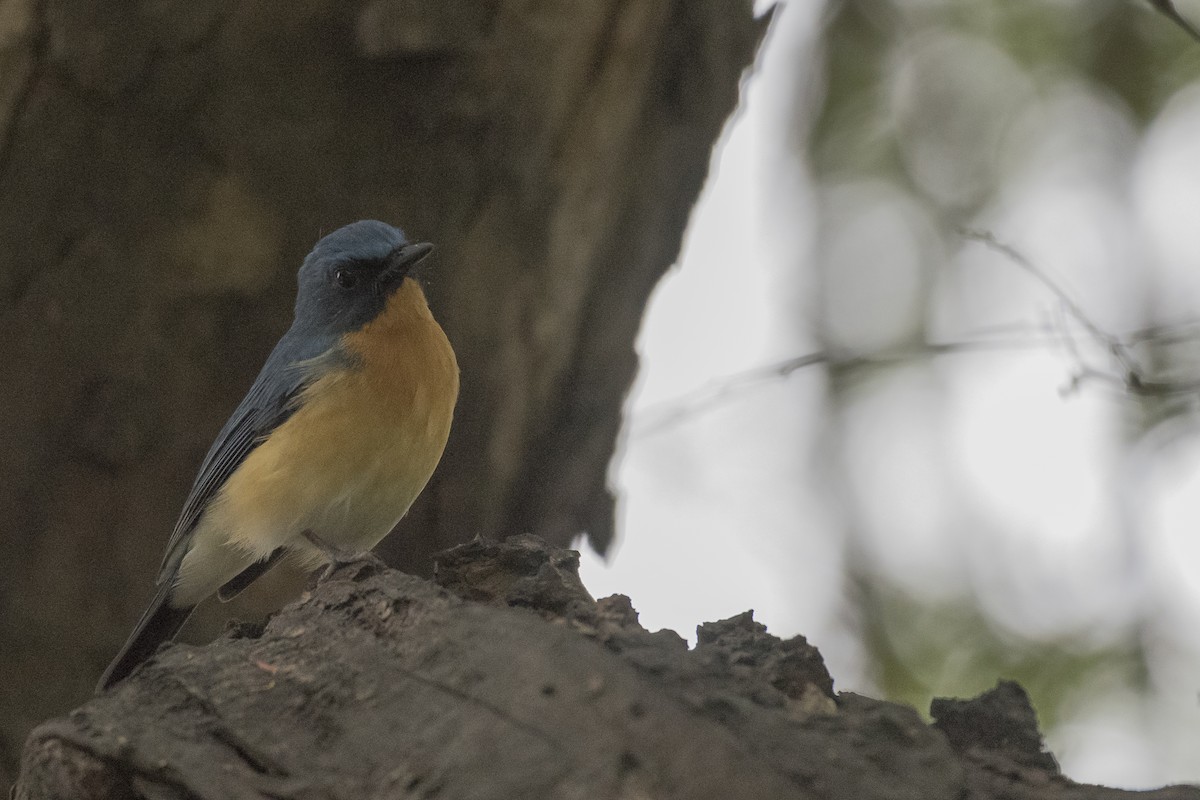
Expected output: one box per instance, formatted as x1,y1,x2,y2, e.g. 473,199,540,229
380,241,435,286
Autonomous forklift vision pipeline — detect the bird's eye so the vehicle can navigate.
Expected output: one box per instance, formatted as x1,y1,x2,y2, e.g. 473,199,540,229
334,268,357,289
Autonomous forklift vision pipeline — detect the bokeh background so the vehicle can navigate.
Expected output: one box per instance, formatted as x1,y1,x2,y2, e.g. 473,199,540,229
582,0,1200,788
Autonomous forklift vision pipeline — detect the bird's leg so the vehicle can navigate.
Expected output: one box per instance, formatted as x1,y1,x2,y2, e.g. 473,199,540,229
301,530,389,581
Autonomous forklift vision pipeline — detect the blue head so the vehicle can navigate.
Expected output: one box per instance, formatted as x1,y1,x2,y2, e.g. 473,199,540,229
293,220,434,337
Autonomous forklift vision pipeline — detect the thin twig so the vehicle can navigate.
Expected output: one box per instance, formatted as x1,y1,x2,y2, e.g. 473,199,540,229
632,227,1200,438
630,333,1070,438
962,231,1200,398
1125,318,1200,346
961,229,1148,381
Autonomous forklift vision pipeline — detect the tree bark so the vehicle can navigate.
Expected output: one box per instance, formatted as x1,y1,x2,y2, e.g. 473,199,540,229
14,536,1200,800
0,0,767,782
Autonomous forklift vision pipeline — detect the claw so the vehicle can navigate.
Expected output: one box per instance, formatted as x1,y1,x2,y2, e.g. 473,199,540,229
302,530,388,583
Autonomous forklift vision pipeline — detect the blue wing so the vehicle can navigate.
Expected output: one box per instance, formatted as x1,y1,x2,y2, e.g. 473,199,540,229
156,328,345,584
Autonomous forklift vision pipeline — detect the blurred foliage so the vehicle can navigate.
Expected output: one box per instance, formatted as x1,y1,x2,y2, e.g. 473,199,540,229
805,0,1200,750
849,569,1151,732
812,0,1200,186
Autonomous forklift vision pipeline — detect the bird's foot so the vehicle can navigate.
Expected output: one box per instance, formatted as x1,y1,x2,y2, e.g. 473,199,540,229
302,530,388,583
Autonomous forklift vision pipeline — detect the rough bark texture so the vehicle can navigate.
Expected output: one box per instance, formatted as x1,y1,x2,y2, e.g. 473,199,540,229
13,536,1200,800
0,0,767,783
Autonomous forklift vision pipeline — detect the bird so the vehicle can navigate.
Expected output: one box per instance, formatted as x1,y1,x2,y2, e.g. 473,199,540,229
98,219,459,691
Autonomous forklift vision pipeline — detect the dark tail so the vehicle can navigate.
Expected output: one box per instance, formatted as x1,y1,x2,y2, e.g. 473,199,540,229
97,583,194,692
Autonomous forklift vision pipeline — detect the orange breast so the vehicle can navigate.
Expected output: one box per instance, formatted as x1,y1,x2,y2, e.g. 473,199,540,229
177,278,459,602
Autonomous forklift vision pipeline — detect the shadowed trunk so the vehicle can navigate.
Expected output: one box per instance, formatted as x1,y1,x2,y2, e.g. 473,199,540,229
0,0,767,783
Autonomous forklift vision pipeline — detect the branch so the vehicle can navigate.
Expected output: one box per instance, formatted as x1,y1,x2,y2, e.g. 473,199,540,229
632,232,1200,438
17,536,1200,800
960,229,1150,381
963,230,1200,397
1148,0,1200,44
631,334,1066,438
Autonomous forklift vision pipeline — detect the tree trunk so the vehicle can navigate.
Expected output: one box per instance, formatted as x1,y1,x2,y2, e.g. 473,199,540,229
14,536,1200,800
0,0,767,785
